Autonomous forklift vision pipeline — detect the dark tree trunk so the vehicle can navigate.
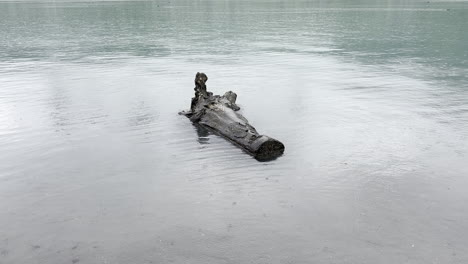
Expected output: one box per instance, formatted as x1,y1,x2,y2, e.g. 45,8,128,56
180,72,285,161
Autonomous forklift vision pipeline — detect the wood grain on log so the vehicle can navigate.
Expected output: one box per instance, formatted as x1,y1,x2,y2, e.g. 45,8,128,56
180,72,285,161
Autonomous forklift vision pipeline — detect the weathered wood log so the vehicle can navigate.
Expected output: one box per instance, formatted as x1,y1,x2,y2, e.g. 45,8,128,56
180,72,285,161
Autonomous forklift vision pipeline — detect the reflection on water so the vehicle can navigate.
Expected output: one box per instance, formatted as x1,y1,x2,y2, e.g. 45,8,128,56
193,123,211,145
1,0,468,263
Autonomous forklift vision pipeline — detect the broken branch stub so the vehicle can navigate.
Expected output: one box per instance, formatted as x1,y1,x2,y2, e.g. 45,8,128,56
181,72,284,161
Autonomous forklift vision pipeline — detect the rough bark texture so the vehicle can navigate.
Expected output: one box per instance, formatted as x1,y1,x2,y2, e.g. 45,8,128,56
180,72,285,161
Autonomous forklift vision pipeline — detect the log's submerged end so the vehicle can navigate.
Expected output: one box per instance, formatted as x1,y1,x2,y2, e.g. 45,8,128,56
182,72,285,161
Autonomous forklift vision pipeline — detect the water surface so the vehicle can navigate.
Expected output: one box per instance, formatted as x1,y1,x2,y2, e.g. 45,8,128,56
1,1,468,263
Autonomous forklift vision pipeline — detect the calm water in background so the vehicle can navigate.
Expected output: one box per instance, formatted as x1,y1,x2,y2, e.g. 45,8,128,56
1,0,468,263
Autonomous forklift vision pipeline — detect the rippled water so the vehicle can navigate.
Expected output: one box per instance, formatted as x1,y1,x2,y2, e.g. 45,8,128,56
1,1,468,263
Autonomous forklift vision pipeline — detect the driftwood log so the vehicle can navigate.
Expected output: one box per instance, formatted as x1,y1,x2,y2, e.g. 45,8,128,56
180,72,285,161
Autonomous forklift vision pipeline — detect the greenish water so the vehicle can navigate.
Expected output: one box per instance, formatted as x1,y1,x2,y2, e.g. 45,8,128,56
1,1,468,263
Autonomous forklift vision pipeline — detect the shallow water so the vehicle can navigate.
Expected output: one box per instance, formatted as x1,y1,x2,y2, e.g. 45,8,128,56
1,0,468,263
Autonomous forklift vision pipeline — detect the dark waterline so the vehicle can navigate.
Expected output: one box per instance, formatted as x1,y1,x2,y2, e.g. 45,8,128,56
1,1,468,263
